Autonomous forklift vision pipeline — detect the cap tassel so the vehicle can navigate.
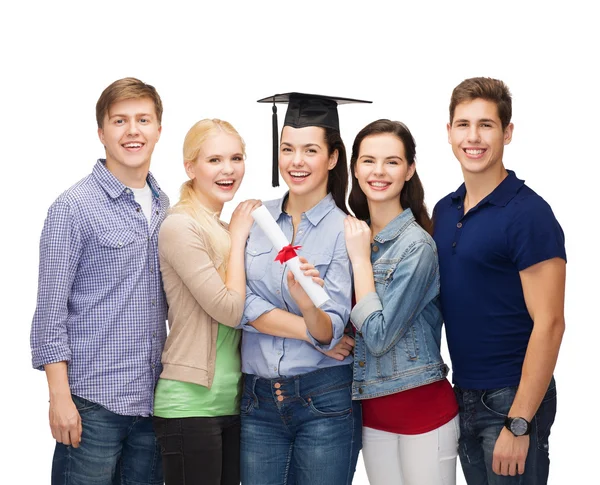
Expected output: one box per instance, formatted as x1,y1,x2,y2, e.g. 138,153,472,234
272,103,279,187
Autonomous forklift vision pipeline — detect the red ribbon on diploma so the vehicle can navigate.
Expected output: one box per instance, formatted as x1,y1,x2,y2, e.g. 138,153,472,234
275,244,302,264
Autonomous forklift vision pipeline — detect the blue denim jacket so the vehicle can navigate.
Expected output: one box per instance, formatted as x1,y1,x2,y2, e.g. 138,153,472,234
351,209,449,400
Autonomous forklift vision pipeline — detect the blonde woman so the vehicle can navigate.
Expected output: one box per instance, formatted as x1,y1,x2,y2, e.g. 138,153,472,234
152,119,260,485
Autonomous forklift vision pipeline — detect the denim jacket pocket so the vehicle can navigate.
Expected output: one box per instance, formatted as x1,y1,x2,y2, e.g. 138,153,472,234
372,260,397,290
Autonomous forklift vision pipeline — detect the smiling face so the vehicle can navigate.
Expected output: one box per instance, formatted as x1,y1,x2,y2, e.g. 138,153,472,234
447,98,513,176
185,131,245,212
98,97,161,185
279,125,338,202
354,133,415,209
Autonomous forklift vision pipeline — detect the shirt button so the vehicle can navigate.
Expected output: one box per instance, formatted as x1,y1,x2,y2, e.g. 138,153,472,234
152,332,156,337
358,361,365,367
358,387,364,394
273,367,277,372
117,242,123,247
155,210,159,215
151,299,156,306
150,268,154,274
136,207,141,212
457,205,462,210
372,245,379,252
274,383,281,389
151,363,155,369
277,395,284,402
298,230,303,234
457,222,463,228
452,242,457,248
275,389,282,395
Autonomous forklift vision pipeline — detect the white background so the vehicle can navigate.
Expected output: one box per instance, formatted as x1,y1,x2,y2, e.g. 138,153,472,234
1,1,597,483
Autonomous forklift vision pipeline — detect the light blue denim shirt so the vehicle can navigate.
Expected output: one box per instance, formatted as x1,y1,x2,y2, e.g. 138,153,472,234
240,193,353,378
351,209,449,399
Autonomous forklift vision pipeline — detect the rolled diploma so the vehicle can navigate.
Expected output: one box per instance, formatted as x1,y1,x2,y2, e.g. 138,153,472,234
251,205,330,308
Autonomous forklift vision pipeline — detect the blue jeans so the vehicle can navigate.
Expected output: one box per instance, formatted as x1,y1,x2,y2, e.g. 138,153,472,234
454,378,557,485
52,395,163,485
240,365,362,485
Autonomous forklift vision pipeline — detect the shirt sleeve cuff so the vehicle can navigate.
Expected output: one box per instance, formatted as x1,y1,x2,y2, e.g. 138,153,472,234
238,300,277,331
351,292,383,331
31,345,71,371
306,313,345,351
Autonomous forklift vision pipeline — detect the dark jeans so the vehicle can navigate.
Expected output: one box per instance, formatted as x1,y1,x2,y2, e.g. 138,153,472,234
454,377,557,485
240,365,362,485
52,395,163,485
153,414,241,485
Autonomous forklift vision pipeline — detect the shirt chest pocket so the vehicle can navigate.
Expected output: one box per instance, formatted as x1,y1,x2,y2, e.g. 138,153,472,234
299,251,333,280
95,230,141,276
246,244,275,281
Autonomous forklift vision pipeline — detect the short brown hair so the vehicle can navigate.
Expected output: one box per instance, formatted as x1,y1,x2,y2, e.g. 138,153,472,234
96,77,163,128
449,77,512,130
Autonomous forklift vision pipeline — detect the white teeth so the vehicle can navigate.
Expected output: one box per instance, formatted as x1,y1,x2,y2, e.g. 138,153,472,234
123,143,142,148
466,149,484,155
369,181,390,187
216,180,234,185
290,171,309,177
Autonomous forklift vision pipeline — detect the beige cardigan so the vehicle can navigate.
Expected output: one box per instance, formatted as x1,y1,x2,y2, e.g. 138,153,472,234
157,212,244,388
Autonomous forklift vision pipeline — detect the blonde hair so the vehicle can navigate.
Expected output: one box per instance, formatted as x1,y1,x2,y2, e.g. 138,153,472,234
172,119,246,272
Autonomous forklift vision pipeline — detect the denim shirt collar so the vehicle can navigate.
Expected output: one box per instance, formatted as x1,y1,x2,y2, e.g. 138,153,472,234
93,159,161,199
372,208,415,244
449,169,525,208
275,192,337,226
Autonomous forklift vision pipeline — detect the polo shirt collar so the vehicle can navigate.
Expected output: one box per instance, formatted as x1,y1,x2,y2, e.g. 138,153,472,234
277,192,337,226
450,170,525,208
93,159,161,199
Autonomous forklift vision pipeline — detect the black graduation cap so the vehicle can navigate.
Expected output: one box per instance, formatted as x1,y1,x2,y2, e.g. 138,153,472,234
257,92,372,187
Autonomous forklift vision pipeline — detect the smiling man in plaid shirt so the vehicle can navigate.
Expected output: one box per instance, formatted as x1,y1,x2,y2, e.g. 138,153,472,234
31,77,169,485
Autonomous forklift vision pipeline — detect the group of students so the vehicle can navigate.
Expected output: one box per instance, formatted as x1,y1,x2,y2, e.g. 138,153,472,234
30,76,566,485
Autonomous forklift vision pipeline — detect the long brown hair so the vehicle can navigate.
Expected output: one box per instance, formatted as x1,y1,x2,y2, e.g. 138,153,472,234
324,128,349,214
349,119,432,234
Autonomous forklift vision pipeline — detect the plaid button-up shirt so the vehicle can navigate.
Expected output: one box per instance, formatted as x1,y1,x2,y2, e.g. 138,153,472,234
31,159,169,416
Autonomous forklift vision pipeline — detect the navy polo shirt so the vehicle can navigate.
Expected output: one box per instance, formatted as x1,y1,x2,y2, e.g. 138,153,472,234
433,170,566,390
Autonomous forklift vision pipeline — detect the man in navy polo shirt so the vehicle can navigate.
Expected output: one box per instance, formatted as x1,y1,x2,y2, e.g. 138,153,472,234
433,77,566,485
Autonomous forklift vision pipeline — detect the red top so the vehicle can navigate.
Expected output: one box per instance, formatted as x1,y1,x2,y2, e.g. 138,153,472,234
361,378,458,435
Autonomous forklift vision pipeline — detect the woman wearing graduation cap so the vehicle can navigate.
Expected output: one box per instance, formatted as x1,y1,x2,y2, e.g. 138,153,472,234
239,93,369,484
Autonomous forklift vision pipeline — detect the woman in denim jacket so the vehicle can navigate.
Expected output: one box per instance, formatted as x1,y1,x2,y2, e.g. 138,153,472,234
345,119,459,485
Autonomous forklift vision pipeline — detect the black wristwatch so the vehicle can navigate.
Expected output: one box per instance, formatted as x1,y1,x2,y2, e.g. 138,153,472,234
504,416,531,436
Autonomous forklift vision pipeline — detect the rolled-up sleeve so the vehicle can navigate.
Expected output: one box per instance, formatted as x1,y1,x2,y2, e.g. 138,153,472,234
239,284,278,332
31,201,82,370
305,233,352,350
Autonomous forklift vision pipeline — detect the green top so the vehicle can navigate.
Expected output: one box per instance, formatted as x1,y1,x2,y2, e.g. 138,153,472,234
153,324,242,418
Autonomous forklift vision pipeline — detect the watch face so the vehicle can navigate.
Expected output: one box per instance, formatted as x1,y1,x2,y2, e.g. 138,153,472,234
510,418,528,436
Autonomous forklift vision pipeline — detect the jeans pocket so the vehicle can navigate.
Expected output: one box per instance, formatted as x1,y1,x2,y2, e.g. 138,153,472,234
480,386,517,417
306,384,352,417
535,384,557,452
240,381,257,416
72,395,102,413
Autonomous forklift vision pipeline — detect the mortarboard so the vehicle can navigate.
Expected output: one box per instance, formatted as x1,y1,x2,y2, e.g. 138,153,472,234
257,92,372,187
